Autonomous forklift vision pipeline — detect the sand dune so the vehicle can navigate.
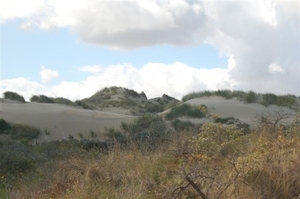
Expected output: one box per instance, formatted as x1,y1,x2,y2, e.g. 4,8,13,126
185,96,296,125
0,100,135,142
0,96,297,142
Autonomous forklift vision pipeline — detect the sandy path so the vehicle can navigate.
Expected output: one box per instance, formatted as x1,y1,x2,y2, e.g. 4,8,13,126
0,101,135,142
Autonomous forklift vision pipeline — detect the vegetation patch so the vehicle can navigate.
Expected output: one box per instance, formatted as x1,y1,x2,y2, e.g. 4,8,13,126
182,90,299,109
3,91,26,103
166,103,206,120
30,95,54,103
171,119,195,131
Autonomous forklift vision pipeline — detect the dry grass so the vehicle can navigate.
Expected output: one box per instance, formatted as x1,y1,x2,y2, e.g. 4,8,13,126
5,120,300,199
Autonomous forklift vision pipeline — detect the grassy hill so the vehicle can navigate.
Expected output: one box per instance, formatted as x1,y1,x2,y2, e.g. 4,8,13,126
81,86,179,115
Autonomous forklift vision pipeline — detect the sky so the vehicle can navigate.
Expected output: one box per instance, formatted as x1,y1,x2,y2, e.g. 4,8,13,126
0,0,299,101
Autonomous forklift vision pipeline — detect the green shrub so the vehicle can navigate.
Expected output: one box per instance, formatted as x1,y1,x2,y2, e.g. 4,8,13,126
214,116,235,124
75,100,92,109
145,103,164,113
0,141,38,175
53,97,75,106
171,119,195,131
80,140,109,152
182,91,213,102
165,104,206,120
3,91,26,103
244,91,258,103
30,95,54,103
215,89,233,99
106,114,169,150
195,123,244,156
0,118,10,134
261,93,297,107
9,124,41,142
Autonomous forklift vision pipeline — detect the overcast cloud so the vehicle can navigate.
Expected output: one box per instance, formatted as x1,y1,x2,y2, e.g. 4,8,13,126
0,0,299,100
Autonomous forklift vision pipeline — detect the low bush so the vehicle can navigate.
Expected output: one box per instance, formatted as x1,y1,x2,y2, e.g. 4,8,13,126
30,95,54,103
0,118,10,134
171,119,195,131
244,90,259,103
53,97,75,106
0,141,38,175
75,100,92,109
259,93,298,108
9,124,41,142
166,103,206,120
3,91,26,103
106,114,169,150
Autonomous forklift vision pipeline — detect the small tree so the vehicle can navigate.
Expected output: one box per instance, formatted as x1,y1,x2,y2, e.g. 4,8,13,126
253,110,290,136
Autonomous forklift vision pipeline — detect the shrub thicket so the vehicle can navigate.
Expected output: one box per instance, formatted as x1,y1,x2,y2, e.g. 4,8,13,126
3,91,26,103
261,93,297,107
105,114,169,150
166,103,206,120
52,97,75,106
171,119,195,131
30,95,54,103
74,100,92,109
10,124,41,144
0,118,10,134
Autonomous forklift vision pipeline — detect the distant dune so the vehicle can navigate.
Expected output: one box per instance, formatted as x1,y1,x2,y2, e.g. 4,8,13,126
0,92,297,143
183,96,296,125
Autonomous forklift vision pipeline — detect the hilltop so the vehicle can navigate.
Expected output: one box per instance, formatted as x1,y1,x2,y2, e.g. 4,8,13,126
81,86,179,115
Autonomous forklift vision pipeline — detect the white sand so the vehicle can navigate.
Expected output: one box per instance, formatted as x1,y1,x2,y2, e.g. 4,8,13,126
0,101,135,142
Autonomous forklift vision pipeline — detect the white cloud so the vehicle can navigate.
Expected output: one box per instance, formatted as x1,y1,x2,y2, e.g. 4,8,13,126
268,63,284,74
0,0,299,96
0,62,234,101
0,77,45,101
40,66,59,83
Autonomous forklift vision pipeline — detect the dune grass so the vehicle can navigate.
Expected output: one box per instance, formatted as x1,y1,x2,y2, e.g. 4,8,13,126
182,90,299,109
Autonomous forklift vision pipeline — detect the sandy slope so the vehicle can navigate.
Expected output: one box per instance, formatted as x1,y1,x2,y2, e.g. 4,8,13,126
0,97,296,142
184,96,296,125
0,100,135,142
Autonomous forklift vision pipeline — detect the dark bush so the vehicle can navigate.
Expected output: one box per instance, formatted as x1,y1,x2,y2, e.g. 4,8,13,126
0,141,38,175
261,93,297,108
10,124,41,142
244,91,258,103
171,119,195,131
105,114,169,150
3,91,26,103
30,95,54,103
165,103,206,120
75,100,92,109
214,116,235,124
80,140,109,152
145,103,164,113
0,118,11,134
53,97,75,106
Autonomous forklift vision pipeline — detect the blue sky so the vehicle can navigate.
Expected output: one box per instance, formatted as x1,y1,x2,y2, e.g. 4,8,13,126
0,0,299,101
2,23,227,82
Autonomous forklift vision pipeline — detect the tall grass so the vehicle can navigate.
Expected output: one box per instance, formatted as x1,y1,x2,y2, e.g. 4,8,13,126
1,115,300,199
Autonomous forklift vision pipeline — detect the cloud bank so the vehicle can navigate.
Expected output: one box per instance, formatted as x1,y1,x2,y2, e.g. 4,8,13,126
0,0,299,99
0,61,234,101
